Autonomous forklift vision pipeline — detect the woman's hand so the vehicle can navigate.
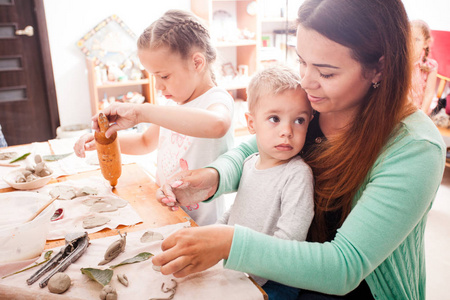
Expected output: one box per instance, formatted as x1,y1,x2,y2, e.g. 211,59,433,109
156,167,220,210
92,103,140,138
73,133,96,158
152,225,234,277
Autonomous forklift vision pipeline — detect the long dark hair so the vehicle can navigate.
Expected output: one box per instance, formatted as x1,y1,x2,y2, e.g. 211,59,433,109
298,0,416,242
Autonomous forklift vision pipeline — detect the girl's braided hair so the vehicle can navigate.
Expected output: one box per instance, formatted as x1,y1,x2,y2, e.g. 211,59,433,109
138,10,217,83
411,19,432,72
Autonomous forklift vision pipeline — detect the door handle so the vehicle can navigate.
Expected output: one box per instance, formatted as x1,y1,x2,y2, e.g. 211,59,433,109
15,26,34,37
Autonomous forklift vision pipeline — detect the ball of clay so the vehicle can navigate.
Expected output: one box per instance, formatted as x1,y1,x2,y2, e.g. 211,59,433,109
48,272,71,294
99,285,117,300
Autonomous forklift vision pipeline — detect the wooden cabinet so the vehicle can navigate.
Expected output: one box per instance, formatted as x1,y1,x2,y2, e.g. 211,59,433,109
86,58,156,116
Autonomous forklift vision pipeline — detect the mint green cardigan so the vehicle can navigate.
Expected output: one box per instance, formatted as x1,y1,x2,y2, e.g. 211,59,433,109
208,111,446,299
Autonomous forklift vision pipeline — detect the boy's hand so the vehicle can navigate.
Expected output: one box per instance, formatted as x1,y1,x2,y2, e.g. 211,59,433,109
73,133,96,158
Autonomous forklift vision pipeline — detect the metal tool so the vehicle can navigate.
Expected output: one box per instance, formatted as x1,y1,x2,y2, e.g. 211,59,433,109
26,232,90,288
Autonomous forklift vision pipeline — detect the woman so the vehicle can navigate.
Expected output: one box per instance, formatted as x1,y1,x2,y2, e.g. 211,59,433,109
151,0,446,298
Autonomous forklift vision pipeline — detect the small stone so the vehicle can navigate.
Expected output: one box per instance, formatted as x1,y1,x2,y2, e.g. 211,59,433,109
47,272,71,294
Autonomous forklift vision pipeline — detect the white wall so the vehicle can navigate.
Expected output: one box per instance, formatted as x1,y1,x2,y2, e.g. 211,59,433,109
43,0,190,127
403,0,450,31
44,1,450,127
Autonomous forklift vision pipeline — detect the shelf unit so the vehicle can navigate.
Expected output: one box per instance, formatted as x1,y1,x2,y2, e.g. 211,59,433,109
191,0,260,101
259,0,300,68
86,58,156,116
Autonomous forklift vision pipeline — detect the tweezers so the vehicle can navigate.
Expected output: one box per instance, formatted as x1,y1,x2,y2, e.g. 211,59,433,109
26,231,90,288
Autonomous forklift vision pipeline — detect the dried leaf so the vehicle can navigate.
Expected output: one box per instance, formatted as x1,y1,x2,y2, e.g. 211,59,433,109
109,252,153,269
43,152,73,161
9,152,31,163
80,268,113,286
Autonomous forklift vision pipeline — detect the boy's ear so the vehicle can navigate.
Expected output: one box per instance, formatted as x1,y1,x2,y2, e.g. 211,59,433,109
192,52,206,72
245,112,256,134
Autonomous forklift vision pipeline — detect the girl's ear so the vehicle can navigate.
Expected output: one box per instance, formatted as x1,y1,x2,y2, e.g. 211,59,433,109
192,52,206,72
245,112,256,134
372,56,384,84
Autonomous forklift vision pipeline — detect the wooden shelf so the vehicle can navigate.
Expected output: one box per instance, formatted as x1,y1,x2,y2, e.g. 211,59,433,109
97,79,151,89
86,58,156,115
192,0,260,100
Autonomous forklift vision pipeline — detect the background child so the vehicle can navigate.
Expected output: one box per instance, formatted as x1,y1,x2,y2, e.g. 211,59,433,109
74,9,234,226
409,19,438,115
216,66,314,300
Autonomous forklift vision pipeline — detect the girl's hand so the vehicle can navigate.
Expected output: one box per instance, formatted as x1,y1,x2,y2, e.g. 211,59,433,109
152,225,234,277
73,133,96,158
92,103,140,138
156,167,220,209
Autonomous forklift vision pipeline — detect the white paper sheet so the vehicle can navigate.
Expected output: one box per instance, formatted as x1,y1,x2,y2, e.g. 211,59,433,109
0,222,264,300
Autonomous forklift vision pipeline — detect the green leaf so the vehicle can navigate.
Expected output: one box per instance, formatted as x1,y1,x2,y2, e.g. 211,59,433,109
110,252,153,269
43,152,73,161
43,250,54,260
80,268,113,286
9,152,31,163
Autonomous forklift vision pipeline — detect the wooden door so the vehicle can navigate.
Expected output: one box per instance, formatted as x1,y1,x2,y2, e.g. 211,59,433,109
0,0,59,146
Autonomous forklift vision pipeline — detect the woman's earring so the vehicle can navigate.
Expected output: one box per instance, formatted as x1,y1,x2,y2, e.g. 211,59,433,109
372,81,380,89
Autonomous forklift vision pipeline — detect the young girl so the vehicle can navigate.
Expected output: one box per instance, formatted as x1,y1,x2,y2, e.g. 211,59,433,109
74,9,234,226
409,19,438,115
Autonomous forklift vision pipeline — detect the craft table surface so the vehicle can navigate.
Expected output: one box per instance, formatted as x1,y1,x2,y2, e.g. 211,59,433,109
0,161,267,299
0,163,193,249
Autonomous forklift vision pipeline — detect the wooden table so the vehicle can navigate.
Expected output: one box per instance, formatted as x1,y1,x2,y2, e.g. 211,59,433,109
1,163,195,248
0,163,267,299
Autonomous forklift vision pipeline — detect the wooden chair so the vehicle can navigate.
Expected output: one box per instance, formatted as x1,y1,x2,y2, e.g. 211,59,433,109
436,73,450,100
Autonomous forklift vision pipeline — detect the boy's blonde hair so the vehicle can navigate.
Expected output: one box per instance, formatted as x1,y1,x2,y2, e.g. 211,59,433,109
137,9,216,82
247,65,304,113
